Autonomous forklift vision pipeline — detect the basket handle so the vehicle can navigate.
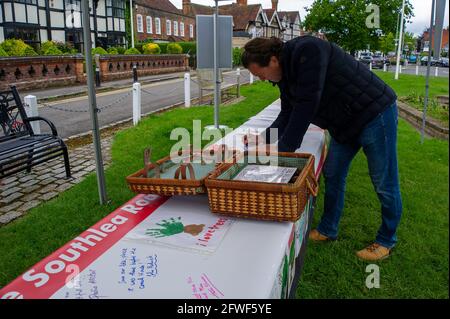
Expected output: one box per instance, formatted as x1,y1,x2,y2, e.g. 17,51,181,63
305,166,319,197
143,147,161,178
174,163,196,180
177,145,207,165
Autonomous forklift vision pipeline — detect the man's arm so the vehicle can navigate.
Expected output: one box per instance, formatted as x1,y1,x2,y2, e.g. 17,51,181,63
277,41,329,152
263,91,291,144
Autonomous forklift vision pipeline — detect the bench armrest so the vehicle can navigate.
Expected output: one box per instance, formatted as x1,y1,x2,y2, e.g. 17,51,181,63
25,116,58,136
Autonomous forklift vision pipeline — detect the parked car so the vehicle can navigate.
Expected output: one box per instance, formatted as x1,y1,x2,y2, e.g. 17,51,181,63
359,53,372,65
420,56,440,66
408,55,417,64
371,55,385,69
438,57,449,67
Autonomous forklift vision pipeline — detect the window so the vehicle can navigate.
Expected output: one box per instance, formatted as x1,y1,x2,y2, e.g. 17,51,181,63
107,32,126,47
5,26,40,46
137,14,143,33
166,19,171,35
155,18,161,34
16,0,37,4
66,29,83,52
173,21,178,36
146,16,152,34
106,0,125,18
180,22,185,37
65,0,81,28
189,24,194,38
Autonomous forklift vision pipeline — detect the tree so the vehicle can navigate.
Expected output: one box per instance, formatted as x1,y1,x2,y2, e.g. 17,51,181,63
402,31,416,55
379,32,396,54
303,0,414,55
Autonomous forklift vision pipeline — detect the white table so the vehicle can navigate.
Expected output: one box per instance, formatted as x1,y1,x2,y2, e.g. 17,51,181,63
0,99,327,299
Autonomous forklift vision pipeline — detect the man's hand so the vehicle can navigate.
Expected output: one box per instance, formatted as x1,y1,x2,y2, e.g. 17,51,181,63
243,133,260,148
243,134,278,155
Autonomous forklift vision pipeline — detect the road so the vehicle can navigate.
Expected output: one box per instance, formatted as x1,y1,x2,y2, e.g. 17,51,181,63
37,69,251,139
34,64,448,139
377,64,449,77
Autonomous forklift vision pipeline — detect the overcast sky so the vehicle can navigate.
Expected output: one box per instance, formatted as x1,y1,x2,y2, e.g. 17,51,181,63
170,0,449,36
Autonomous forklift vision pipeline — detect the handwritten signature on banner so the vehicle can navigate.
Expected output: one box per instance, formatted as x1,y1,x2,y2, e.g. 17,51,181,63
186,273,224,299
118,248,158,293
64,269,107,299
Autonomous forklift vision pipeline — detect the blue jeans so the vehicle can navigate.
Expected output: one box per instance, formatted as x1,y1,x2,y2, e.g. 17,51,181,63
317,102,403,249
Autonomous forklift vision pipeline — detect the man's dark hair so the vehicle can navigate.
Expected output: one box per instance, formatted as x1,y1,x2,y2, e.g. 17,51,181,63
242,37,284,68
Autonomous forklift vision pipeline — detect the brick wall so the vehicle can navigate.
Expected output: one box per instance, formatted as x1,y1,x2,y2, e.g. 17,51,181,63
0,56,85,91
98,54,189,81
0,54,189,91
398,101,448,140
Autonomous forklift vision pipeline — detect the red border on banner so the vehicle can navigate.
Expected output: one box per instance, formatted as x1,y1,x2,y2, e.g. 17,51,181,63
1,133,327,300
0,194,169,299
315,143,327,179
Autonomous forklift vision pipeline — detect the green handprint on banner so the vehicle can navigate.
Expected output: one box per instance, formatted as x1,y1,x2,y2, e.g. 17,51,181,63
146,217,185,238
146,217,206,238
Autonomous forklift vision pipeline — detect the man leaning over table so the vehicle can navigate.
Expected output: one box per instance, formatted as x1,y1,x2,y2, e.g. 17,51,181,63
241,36,402,261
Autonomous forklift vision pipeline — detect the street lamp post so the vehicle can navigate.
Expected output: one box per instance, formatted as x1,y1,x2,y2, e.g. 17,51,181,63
395,0,406,80
421,0,436,143
130,0,135,48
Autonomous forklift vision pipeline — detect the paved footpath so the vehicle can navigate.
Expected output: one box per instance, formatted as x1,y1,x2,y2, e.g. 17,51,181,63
0,136,113,226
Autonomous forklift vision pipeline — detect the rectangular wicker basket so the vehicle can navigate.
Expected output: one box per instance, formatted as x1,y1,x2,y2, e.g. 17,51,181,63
204,152,318,222
126,146,236,196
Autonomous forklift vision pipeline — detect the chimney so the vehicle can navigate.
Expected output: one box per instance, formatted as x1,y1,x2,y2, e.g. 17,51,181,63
271,0,278,10
183,0,191,15
237,0,247,6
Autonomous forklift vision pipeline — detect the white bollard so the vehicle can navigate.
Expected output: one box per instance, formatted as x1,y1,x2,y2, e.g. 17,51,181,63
236,68,241,98
250,73,254,84
383,63,387,72
184,72,191,108
132,82,141,126
24,95,40,134
369,62,372,71
435,67,439,77
416,64,419,76
399,65,402,73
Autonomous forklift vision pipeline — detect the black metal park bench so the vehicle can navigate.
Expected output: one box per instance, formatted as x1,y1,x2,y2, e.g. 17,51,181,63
0,86,71,180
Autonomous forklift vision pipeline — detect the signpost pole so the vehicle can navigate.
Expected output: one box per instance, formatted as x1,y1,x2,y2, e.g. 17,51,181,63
81,0,108,204
213,0,220,129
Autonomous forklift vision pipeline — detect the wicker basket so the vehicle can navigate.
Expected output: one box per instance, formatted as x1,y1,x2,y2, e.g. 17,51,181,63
126,145,236,196
204,152,319,222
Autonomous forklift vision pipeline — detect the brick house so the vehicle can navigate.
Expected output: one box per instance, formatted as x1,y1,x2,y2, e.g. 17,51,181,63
278,11,302,41
419,26,449,55
263,1,284,39
182,0,311,48
133,0,195,43
183,0,287,48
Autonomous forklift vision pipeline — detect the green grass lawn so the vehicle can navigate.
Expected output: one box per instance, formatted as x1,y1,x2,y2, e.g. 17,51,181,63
0,80,448,299
297,119,449,298
374,71,449,126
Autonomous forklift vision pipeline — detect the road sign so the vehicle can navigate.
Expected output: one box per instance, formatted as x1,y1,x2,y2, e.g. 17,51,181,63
196,15,233,69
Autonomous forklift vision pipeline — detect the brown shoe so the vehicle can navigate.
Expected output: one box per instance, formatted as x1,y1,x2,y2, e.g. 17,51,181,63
356,243,391,261
308,229,331,242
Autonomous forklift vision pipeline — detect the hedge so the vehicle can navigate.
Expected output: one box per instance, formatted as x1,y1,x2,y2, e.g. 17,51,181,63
0,39,37,57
